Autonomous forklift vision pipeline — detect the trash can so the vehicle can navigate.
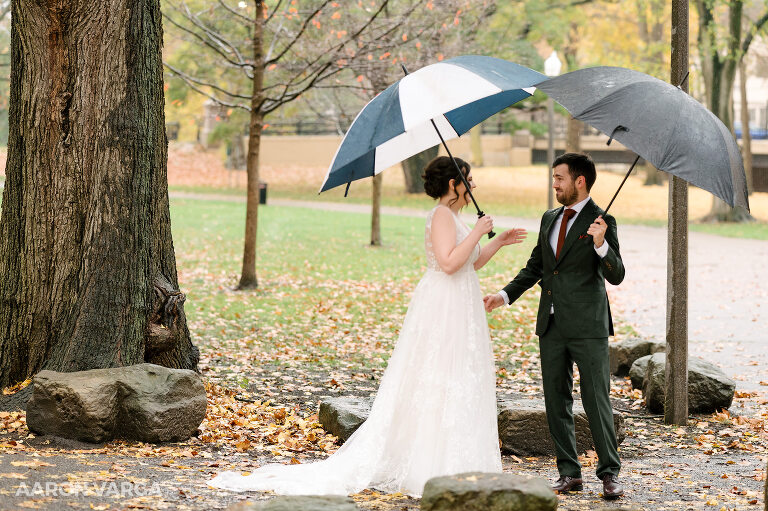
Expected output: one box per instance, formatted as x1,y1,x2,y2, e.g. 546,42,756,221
259,181,267,205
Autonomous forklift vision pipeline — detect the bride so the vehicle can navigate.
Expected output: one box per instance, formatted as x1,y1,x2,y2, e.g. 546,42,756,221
208,156,527,497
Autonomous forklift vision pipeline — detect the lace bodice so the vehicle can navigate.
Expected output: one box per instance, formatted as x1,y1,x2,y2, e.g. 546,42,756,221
425,206,480,272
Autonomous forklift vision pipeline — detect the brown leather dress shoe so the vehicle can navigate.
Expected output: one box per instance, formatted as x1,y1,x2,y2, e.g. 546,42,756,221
552,475,584,492
600,474,624,499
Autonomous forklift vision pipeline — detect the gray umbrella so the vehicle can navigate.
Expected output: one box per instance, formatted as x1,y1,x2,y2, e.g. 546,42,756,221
537,66,749,212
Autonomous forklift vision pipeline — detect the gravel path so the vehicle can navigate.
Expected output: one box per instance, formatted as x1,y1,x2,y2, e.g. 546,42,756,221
250,197,768,392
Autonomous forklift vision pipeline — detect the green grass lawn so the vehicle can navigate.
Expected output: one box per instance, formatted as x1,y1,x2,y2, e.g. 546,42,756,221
169,183,768,241
688,221,768,240
169,199,543,380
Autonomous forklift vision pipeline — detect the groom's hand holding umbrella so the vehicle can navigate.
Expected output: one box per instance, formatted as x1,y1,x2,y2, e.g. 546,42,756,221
587,216,607,248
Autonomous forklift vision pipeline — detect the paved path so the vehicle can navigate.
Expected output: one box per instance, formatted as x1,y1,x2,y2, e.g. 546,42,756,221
175,194,768,391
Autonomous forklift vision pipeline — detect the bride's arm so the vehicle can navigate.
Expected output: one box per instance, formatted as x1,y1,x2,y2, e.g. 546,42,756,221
473,228,528,270
431,207,488,275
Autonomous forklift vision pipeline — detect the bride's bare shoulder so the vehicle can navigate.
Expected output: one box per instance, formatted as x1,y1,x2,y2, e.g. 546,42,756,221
430,206,457,233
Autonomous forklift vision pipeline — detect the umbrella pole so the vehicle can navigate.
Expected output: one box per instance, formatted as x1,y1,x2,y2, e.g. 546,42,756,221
429,119,496,239
400,64,495,239
604,154,641,215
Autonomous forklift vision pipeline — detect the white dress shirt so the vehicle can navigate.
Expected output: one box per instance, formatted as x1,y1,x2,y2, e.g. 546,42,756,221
498,196,608,309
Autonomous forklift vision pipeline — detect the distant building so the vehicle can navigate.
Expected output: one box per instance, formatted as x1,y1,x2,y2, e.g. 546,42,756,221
733,36,768,139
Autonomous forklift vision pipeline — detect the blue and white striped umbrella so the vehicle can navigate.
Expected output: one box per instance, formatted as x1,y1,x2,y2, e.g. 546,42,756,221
319,56,545,193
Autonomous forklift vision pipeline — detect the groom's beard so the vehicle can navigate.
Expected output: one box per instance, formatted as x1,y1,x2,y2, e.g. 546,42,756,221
556,186,578,206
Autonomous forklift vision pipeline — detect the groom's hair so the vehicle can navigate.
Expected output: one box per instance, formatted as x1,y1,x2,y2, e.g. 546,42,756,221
553,153,596,192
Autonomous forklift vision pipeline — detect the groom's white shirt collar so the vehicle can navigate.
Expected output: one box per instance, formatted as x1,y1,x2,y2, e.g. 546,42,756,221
497,195,607,306
561,195,591,218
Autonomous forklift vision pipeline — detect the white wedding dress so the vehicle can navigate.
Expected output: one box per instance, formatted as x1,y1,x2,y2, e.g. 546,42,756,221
208,206,502,497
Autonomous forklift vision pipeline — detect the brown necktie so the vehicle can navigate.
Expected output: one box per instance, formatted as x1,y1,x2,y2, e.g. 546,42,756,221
556,208,577,259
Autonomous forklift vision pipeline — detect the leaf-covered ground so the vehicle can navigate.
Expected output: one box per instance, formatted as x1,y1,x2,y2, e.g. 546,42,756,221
0,201,766,510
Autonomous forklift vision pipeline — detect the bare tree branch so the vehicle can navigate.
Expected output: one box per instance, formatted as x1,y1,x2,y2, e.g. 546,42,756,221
217,0,253,26
742,8,768,56
164,61,252,100
548,0,596,9
265,0,285,25
165,67,251,111
162,10,254,75
179,2,250,71
263,61,336,114
264,1,332,66
0,0,10,23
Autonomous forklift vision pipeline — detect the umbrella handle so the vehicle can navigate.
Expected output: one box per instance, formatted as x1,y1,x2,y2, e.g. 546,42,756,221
477,211,496,239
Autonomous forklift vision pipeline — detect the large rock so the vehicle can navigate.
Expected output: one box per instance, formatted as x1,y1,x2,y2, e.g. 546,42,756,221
642,353,736,414
227,496,358,511
318,397,371,443
27,363,206,443
320,396,626,455
421,472,557,511
609,338,665,376
629,355,652,390
497,398,625,456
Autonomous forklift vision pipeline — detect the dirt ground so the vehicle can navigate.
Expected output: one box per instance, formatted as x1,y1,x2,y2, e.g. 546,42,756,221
1,361,765,511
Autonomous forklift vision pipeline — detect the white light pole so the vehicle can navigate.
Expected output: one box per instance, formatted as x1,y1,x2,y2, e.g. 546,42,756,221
544,51,562,210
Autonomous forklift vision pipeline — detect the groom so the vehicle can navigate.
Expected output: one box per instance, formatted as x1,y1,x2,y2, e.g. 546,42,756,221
484,153,625,500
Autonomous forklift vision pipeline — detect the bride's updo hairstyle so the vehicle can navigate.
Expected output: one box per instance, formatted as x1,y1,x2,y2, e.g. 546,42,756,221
422,156,471,207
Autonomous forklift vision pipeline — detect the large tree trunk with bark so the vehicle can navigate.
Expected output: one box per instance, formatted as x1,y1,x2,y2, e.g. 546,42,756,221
401,146,438,194
565,116,582,153
469,125,483,167
238,0,265,290
0,0,197,389
739,59,753,195
697,0,753,222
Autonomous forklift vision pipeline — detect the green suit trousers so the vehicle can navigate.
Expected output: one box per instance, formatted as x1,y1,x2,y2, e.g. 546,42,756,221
539,314,621,479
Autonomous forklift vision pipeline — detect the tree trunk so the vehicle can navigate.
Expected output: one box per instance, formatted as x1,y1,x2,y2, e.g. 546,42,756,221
0,0,197,389
643,162,665,185
370,173,383,246
227,133,247,170
469,125,484,167
698,0,751,222
238,0,265,290
739,59,753,195
565,116,581,153
401,146,438,194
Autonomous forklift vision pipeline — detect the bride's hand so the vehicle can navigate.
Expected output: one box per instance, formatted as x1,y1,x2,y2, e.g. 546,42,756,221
496,228,527,246
472,215,494,236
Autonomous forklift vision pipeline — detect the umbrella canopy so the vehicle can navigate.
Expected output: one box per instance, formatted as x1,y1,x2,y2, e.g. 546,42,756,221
536,66,749,211
320,56,545,193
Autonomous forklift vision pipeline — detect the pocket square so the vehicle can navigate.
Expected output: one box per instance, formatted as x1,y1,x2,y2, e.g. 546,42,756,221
578,234,589,240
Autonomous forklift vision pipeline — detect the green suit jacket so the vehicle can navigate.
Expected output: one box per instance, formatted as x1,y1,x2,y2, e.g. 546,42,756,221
502,198,625,338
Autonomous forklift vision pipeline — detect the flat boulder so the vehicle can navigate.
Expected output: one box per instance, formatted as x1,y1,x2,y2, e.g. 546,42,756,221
642,353,736,414
318,397,371,443
26,363,206,443
497,398,624,456
227,496,358,511
421,472,557,511
609,338,665,376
